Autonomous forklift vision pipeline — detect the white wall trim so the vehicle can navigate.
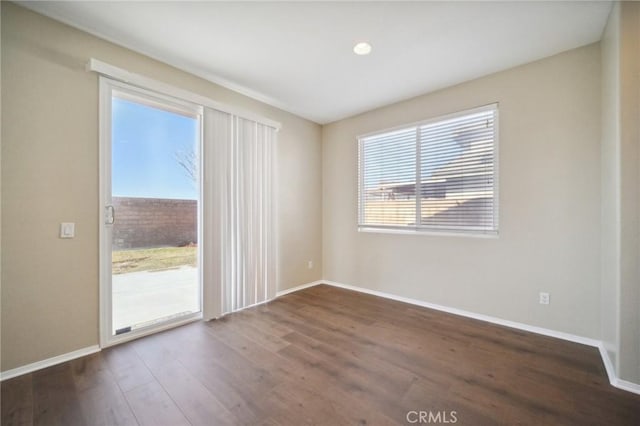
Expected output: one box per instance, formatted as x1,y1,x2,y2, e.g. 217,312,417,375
0,280,319,381
598,343,618,386
4,279,639,397
598,344,640,395
322,280,601,347
278,279,640,395
615,379,640,395
87,59,282,130
276,280,325,297
0,345,100,382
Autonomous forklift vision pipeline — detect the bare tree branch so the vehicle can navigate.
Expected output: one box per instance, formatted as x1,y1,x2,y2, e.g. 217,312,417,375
174,147,197,185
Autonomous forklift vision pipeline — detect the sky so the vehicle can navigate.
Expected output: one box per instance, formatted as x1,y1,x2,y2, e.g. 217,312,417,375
112,97,199,200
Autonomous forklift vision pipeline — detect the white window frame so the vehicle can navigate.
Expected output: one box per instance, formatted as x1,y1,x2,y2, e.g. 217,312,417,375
91,59,282,348
99,77,205,348
357,103,499,237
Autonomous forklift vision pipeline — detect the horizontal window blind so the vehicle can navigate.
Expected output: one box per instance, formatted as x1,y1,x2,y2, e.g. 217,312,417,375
358,104,498,235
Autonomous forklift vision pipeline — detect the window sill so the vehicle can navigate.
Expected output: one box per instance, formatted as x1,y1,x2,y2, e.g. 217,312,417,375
357,227,499,239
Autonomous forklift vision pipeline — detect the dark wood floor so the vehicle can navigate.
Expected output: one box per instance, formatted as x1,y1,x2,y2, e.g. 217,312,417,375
2,285,640,425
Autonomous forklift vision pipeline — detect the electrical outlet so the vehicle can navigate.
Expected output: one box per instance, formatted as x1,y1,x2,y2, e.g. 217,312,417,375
539,292,550,305
307,260,313,269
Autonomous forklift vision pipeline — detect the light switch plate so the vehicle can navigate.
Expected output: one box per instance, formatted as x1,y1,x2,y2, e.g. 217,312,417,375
60,222,75,238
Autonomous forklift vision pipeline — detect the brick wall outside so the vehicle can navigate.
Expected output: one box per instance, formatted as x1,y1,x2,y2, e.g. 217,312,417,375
112,197,197,250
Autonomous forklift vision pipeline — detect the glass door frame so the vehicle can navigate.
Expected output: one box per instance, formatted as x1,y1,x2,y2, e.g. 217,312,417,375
99,76,204,348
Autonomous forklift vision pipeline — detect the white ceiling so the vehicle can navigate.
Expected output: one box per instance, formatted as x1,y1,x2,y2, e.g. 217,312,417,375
18,1,611,124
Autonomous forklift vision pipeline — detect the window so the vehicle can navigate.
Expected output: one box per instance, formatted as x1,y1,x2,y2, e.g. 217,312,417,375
358,104,498,235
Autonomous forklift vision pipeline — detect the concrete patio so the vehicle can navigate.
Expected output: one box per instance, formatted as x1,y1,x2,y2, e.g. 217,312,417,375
112,265,199,332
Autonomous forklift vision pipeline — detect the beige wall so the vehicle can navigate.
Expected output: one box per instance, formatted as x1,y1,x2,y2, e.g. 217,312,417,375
1,2,322,372
323,43,602,338
600,1,621,373
618,1,640,383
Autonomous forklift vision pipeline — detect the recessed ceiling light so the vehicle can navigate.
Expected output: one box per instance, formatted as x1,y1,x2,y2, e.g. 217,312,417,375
353,42,372,56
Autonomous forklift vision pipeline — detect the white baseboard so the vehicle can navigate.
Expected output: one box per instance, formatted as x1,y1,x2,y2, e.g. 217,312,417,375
322,280,600,347
3,279,639,396
615,378,640,395
276,280,324,297
0,280,322,381
0,345,101,382
279,279,640,395
598,343,618,385
597,344,640,395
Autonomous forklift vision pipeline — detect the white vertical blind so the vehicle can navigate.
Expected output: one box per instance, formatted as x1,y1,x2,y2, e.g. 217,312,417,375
358,104,498,234
203,109,277,319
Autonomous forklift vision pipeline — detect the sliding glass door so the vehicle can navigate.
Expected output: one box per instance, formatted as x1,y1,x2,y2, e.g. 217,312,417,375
100,78,203,346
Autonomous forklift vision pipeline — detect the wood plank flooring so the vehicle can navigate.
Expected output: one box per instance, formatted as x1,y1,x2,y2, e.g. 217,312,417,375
2,284,640,425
